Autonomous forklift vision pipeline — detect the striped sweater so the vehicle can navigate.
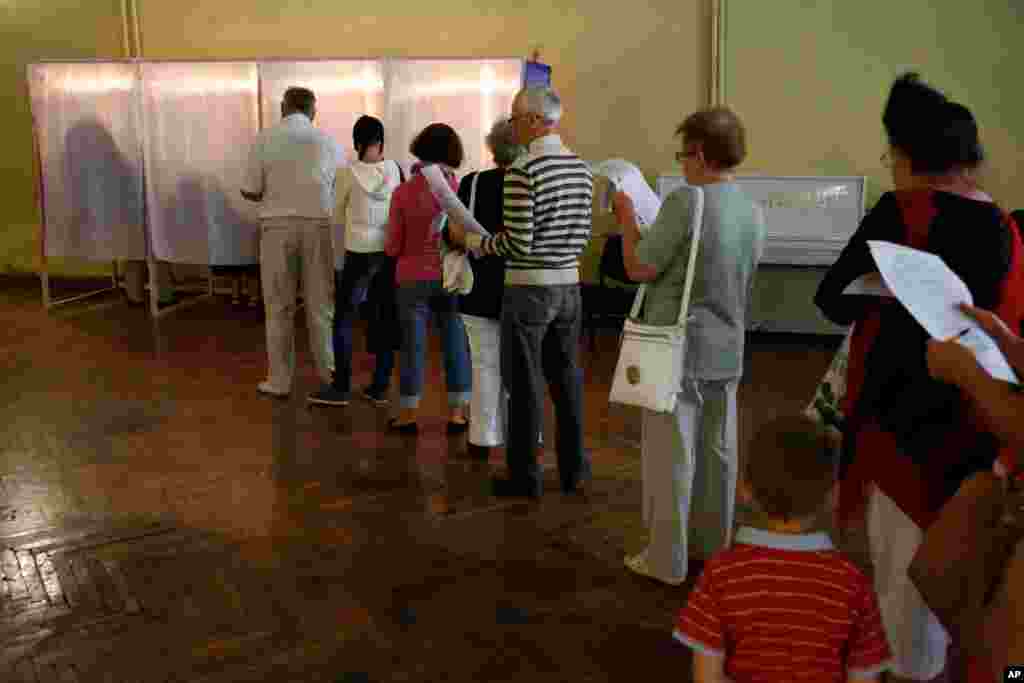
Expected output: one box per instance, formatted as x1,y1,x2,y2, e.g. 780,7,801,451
479,134,593,286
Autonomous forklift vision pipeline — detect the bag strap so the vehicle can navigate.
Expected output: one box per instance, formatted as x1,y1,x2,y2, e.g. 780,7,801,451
627,186,705,327
469,172,480,216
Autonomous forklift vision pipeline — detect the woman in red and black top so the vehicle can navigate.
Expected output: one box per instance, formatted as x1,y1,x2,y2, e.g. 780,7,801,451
815,73,1024,682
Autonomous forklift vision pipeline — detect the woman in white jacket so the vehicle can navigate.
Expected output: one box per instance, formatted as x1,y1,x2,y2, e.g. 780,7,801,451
309,116,404,406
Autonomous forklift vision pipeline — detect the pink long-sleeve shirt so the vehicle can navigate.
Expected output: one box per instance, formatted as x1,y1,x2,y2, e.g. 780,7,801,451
384,164,459,284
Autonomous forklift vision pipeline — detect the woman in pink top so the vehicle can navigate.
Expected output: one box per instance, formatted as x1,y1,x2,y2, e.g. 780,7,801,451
384,123,472,433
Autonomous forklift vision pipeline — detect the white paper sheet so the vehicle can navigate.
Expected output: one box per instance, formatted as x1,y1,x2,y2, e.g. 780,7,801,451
422,164,490,238
868,240,1019,382
842,272,894,298
591,159,661,228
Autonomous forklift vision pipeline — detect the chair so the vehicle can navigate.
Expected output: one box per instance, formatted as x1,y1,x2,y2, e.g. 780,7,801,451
582,234,639,350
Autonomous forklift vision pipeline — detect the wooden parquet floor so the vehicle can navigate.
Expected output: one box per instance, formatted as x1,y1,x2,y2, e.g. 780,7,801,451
0,278,840,682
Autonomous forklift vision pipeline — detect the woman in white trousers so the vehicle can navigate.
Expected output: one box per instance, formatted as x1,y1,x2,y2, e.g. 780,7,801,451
443,120,525,456
615,107,765,584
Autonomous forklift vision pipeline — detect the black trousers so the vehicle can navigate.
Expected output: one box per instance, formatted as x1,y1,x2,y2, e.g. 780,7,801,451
500,284,590,493
331,251,398,392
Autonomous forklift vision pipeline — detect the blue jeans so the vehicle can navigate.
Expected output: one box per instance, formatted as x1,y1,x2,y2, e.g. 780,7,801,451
331,252,396,394
396,280,471,409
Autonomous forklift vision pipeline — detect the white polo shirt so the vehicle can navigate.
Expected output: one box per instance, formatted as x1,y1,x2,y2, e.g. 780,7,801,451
242,113,344,220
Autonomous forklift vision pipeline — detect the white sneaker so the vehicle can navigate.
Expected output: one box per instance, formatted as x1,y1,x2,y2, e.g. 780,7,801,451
624,552,685,586
257,381,289,398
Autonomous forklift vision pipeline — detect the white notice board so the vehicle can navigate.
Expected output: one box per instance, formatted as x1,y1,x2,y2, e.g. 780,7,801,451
656,175,867,266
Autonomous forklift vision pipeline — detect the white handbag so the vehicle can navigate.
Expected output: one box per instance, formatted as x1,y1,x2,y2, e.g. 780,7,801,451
609,186,704,413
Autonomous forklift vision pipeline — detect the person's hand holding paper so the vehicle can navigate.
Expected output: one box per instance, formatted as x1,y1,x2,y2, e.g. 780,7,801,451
960,303,1024,372
592,159,661,229
868,240,1019,383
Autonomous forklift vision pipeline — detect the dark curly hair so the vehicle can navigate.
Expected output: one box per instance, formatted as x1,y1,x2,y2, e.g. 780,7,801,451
883,72,983,175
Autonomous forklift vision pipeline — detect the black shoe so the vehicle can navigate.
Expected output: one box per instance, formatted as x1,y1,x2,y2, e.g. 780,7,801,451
562,481,589,496
491,477,541,499
688,558,707,578
387,418,419,435
561,463,593,495
361,386,390,406
466,443,491,461
307,386,351,406
446,419,469,435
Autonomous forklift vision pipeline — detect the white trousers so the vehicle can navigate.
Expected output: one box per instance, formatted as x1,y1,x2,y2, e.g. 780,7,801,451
463,315,506,447
640,378,739,581
259,218,335,392
867,488,950,680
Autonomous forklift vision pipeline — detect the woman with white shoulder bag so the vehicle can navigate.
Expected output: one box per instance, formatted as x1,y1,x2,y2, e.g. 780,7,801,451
612,108,765,584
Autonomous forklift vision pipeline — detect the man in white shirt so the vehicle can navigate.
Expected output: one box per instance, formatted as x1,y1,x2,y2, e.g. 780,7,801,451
241,87,343,397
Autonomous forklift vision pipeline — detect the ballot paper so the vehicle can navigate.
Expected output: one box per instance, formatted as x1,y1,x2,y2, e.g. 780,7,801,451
421,164,490,238
591,159,662,228
842,272,894,297
868,240,1019,383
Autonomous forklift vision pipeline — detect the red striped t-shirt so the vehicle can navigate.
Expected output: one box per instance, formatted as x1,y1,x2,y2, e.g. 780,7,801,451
674,527,892,682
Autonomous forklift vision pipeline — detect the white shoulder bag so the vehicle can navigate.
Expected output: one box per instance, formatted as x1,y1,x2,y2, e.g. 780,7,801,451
609,186,704,414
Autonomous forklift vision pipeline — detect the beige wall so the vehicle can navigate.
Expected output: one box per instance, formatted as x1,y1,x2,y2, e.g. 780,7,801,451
136,1,707,170
724,0,1024,208
2,0,124,276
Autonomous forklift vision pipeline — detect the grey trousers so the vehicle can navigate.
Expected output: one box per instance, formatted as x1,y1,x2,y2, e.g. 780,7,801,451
640,377,739,581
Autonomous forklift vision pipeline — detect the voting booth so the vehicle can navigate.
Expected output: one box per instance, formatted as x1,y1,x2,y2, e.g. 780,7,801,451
29,62,146,308
657,175,866,335
28,57,524,316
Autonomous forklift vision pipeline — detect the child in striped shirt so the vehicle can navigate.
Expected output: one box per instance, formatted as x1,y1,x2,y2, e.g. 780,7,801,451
674,415,893,682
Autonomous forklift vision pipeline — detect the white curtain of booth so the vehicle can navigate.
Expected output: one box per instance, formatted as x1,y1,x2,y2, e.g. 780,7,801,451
30,62,147,261
34,58,522,266
259,60,386,167
141,62,261,265
383,59,523,180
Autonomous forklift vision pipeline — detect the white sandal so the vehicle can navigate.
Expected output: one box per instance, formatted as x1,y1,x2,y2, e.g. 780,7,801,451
624,551,686,586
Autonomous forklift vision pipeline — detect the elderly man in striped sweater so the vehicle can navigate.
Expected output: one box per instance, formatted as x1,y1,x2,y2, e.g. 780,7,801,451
450,85,593,499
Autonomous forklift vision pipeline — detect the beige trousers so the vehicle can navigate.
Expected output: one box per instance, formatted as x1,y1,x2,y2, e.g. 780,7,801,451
259,217,335,392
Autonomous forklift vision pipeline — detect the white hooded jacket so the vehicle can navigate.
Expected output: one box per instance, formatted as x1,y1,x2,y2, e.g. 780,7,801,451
335,159,403,255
